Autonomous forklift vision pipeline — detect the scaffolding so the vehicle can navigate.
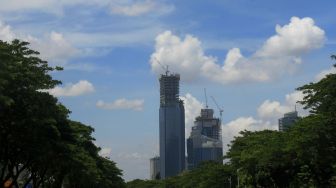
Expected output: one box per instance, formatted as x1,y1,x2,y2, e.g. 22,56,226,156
159,74,180,106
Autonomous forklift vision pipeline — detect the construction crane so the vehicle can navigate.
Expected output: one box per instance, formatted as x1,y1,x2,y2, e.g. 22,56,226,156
204,88,208,108
154,57,169,75
210,96,224,121
211,96,224,141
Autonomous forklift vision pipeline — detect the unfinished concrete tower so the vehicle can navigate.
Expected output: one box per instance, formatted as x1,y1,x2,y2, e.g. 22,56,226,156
159,73,185,179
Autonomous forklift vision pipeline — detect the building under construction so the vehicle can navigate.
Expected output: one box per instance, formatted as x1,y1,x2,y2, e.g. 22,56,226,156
159,73,185,179
187,108,223,169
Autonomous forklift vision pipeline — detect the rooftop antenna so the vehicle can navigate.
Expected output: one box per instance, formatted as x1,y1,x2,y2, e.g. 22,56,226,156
204,88,208,108
211,96,224,122
154,57,169,75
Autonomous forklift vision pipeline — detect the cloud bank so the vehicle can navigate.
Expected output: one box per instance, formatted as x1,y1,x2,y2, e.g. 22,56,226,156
110,0,174,16
0,20,78,65
0,0,173,17
96,99,144,111
150,17,325,84
46,80,95,97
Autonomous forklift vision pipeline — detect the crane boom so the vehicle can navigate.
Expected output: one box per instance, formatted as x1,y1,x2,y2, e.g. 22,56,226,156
204,88,208,108
210,96,224,120
154,57,169,75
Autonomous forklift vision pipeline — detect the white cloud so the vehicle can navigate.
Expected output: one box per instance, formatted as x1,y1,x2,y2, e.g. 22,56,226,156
180,93,204,137
150,31,215,82
223,117,276,150
257,90,307,120
315,67,336,81
0,0,110,15
110,0,174,16
222,91,306,152
28,31,79,65
0,0,173,17
96,98,144,111
99,147,112,158
0,21,15,41
257,100,291,120
150,17,325,84
46,80,95,97
65,25,163,48
256,17,325,57
0,21,79,65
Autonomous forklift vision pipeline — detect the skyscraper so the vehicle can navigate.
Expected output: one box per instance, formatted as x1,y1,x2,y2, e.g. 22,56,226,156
149,156,160,180
159,73,185,179
187,108,223,169
278,111,300,131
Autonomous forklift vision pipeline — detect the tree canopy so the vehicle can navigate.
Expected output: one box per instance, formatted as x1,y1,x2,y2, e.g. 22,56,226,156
0,40,125,188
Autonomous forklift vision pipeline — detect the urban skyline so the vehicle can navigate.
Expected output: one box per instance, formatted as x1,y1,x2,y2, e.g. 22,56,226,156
0,0,335,181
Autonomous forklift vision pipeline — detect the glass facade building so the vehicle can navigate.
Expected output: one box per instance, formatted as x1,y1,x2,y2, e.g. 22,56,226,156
159,74,185,179
187,109,223,170
278,111,300,131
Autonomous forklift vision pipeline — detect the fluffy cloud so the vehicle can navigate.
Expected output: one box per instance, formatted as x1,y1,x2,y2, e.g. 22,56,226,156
46,80,95,97
96,99,144,111
257,100,291,120
315,67,336,81
180,93,204,137
99,147,112,158
257,91,307,120
150,31,215,82
150,17,325,84
27,32,79,65
256,17,325,57
0,21,15,41
222,117,276,150
110,0,174,16
0,21,79,65
222,91,306,152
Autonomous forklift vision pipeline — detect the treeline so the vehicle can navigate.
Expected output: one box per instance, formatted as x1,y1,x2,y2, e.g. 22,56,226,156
127,56,336,187
0,40,125,188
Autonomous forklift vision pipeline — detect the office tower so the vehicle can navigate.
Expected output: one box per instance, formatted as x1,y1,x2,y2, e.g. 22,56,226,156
150,156,160,180
159,73,185,179
278,111,300,131
187,108,223,170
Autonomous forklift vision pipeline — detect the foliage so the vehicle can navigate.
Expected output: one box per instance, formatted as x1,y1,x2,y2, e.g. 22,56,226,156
0,40,125,188
225,55,336,187
126,161,234,188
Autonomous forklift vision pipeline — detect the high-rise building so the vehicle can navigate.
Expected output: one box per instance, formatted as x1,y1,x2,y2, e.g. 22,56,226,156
187,108,223,170
278,111,300,131
150,156,160,180
159,73,185,179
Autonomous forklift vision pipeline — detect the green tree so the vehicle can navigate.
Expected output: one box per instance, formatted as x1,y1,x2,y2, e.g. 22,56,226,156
226,130,292,187
0,39,63,187
0,40,125,187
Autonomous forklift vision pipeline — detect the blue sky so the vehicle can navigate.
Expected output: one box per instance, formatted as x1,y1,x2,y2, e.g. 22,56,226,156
1,0,335,181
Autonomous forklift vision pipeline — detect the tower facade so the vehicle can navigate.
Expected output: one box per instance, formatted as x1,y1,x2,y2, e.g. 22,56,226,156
187,108,223,169
150,156,160,180
159,74,185,179
279,111,300,131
